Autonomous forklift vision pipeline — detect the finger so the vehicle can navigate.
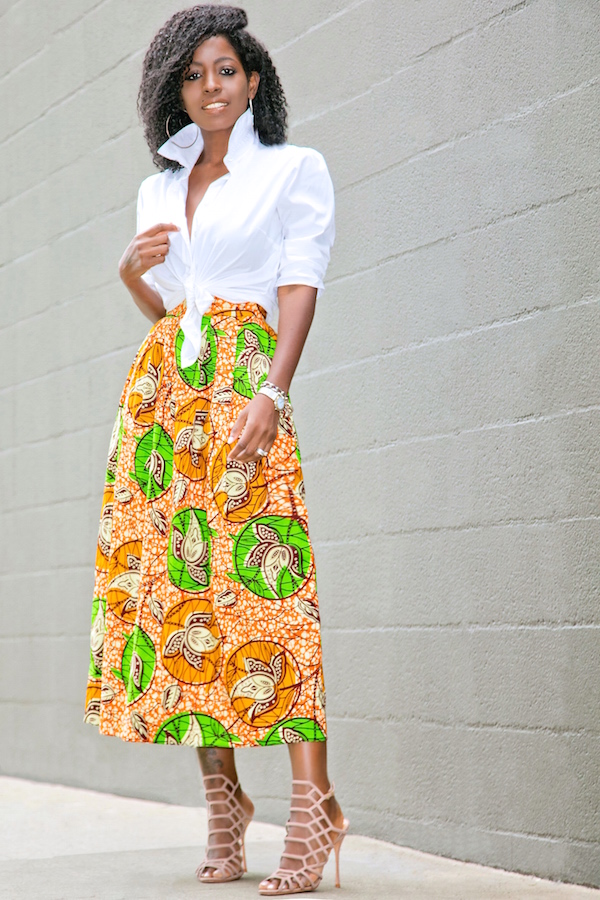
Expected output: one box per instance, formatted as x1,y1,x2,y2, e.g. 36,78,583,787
229,426,274,462
139,242,170,270
232,423,262,459
227,439,249,461
141,234,172,252
246,449,270,463
228,410,247,444
144,222,180,236
147,241,170,256
232,432,270,463
143,253,168,269
141,240,169,255
147,255,165,267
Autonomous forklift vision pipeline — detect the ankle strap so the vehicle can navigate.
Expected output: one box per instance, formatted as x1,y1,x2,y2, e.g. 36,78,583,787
202,773,240,796
291,779,335,802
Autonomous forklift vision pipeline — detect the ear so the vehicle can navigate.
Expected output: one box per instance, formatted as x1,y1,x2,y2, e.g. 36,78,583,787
249,71,260,100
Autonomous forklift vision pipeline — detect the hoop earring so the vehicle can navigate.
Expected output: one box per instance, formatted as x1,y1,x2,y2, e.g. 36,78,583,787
165,112,197,147
248,97,254,115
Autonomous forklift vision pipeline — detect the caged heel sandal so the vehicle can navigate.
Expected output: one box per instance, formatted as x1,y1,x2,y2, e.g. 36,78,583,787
195,773,254,884
258,779,350,895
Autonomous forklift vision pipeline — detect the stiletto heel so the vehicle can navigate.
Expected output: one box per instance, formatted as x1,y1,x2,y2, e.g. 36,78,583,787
195,773,253,884
333,830,345,888
258,779,349,895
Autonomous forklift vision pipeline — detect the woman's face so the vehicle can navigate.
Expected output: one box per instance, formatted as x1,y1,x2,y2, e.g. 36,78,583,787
180,35,259,134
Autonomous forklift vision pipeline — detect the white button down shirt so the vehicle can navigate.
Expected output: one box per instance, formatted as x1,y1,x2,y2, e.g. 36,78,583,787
136,107,335,368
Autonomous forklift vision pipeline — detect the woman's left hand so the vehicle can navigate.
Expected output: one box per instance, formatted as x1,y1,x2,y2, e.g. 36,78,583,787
227,393,279,463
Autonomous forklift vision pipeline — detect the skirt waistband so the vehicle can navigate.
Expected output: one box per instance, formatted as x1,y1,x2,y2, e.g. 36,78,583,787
177,296,268,321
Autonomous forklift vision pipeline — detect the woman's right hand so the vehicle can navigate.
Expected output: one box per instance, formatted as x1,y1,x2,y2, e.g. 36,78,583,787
118,223,179,285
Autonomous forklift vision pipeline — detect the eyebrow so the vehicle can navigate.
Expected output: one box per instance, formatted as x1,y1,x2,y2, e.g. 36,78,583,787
188,56,237,67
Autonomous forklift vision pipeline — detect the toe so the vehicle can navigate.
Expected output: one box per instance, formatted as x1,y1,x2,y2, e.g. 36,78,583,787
197,865,216,879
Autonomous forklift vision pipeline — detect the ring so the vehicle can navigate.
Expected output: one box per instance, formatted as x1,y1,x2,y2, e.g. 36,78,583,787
256,448,268,457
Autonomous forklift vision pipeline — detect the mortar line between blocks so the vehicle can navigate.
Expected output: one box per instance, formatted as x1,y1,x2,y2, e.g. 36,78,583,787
329,713,600,740
0,125,136,212
3,493,96,514
272,0,371,53
295,296,600,381
323,622,600,633
299,403,600,467
290,1,555,133
326,184,600,289
0,342,139,396
0,200,134,271
336,75,600,196
48,0,112,40
0,277,123,336
336,802,600,848
285,0,533,116
312,514,600,542
0,565,90,580
0,45,144,150
4,182,597,276
0,0,26,23
0,423,114,456
0,0,111,89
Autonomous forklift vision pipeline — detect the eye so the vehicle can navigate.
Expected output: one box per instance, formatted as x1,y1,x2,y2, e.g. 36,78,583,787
184,67,236,81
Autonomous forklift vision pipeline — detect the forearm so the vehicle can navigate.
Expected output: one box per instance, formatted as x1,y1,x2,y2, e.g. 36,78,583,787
122,275,166,324
118,222,178,324
227,284,317,463
267,284,318,393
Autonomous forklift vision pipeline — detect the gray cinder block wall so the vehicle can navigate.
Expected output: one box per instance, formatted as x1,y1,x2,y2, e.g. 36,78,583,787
0,0,599,889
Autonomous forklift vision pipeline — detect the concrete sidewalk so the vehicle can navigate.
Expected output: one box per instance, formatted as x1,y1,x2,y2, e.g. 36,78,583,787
0,777,597,900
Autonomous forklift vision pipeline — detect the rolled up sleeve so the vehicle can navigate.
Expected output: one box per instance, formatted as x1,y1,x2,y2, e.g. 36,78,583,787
275,149,335,299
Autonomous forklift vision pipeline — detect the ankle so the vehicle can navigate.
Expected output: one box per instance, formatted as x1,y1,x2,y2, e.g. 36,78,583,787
292,775,332,795
323,794,344,827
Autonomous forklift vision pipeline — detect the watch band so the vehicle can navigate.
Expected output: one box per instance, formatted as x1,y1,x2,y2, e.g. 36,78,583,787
258,381,287,411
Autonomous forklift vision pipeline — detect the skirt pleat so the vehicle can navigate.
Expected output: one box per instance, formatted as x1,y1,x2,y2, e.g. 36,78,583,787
83,298,326,748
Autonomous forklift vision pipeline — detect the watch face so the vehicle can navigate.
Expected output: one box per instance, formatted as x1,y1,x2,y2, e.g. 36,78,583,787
275,395,285,410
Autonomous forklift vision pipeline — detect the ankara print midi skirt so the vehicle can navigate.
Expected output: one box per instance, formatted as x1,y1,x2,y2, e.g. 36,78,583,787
83,297,326,748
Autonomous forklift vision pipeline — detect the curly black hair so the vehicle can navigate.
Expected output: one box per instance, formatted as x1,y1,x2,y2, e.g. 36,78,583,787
138,4,288,171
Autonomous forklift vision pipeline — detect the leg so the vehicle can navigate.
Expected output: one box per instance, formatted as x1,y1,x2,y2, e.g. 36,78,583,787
197,746,237,780
196,748,255,882
258,741,347,894
287,741,344,831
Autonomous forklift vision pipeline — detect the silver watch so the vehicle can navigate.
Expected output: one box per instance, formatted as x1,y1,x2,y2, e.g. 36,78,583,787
258,380,287,411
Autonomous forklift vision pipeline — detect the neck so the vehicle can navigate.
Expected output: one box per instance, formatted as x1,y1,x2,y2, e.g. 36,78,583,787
157,107,257,173
196,126,235,167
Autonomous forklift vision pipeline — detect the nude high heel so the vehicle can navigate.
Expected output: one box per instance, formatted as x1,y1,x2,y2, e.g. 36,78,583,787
195,773,253,884
258,779,350,895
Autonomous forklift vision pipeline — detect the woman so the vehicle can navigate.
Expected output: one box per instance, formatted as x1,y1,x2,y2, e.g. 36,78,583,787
83,4,347,895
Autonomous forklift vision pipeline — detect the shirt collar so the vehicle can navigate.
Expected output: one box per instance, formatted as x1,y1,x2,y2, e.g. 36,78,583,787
157,107,259,173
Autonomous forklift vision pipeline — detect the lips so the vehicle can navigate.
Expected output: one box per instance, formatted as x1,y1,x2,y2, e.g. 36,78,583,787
202,101,228,110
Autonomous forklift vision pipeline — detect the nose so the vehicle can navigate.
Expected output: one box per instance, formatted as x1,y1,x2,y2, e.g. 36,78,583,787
203,69,221,93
